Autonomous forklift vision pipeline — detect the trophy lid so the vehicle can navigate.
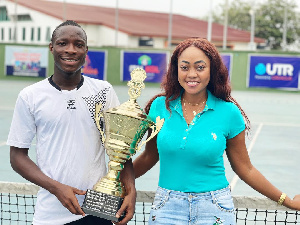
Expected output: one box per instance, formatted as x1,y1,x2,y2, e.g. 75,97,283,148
106,68,150,121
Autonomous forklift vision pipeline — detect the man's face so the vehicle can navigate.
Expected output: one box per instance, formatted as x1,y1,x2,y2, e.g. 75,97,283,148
49,25,88,75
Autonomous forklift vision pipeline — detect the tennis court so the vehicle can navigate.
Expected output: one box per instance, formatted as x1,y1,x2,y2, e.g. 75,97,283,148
1,79,300,195
1,79,300,224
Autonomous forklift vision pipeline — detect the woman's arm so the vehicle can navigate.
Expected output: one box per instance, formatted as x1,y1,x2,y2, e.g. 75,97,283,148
133,131,159,179
226,130,300,210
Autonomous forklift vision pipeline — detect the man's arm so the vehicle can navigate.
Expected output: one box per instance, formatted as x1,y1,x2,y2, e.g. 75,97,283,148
115,159,136,225
10,146,86,216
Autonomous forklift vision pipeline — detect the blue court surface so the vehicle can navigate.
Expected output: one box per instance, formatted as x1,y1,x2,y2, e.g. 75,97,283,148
1,80,299,199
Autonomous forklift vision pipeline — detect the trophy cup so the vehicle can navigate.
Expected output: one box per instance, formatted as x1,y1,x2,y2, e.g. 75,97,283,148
82,68,164,221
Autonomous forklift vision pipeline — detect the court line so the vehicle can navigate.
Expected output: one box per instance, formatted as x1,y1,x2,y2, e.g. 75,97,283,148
0,142,7,147
0,107,14,111
230,122,264,191
253,122,300,128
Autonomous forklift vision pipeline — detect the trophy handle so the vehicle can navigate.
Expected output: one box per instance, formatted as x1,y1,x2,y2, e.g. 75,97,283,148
95,102,106,143
136,116,164,152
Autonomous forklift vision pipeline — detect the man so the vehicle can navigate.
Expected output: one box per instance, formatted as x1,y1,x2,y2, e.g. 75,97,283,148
7,20,136,225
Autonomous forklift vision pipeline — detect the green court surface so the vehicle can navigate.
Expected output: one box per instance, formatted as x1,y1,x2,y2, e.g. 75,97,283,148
0,79,299,199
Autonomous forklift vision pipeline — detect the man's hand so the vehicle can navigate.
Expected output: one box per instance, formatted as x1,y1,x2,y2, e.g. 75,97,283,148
114,190,137,225
113,159,136,225
50,182,86,216
10,146,87,216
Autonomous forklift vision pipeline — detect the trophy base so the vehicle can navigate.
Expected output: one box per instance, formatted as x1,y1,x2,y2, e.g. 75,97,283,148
82,189,124,222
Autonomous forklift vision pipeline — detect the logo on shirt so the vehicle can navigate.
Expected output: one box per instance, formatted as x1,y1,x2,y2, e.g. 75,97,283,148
211,132,217,141
67,99,76,110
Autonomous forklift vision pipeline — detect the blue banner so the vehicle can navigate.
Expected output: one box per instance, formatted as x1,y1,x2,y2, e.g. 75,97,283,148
121,51,169,83
248,55,300,90
5,46,48,77
82,50,107,80
221,53,232,79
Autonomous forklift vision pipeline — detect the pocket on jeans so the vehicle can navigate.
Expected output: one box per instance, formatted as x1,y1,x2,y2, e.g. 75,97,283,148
215,193,235,212
151,193,168,210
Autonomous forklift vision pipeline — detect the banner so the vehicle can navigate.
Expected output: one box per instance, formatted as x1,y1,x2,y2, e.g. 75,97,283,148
5,46,48,77
221,53,233,79
121,51,169,83
82,50,107,80
248,55,300,90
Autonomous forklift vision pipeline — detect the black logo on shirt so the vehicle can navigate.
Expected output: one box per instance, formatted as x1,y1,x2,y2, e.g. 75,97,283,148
67,99,76,110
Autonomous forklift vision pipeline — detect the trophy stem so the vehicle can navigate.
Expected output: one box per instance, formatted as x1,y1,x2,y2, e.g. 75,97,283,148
93,161,125,197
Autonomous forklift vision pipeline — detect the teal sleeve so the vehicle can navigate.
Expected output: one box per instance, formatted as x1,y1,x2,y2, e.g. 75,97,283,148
227,103,246,139
148,97,160,122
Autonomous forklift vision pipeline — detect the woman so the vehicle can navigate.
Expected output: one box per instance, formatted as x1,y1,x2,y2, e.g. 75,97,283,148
133,37,300,225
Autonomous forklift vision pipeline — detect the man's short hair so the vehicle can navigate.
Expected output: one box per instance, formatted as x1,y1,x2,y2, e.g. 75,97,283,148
51,20,87,43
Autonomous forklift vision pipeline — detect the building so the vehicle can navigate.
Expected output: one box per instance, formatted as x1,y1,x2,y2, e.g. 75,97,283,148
0,0,265,49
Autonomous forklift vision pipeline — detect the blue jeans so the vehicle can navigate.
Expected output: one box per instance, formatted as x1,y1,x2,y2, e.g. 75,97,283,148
149,186,235,225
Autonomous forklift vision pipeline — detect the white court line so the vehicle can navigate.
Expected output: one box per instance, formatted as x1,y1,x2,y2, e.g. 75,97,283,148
230,122,264,191
0,107,14,111
253,122,300,128
0,142,36,147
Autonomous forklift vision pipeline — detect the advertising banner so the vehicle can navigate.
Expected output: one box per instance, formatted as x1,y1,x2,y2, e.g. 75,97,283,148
248,55,300,90
82,50,107,80
121,51,169,83
5,46,48,77
221,53,233,78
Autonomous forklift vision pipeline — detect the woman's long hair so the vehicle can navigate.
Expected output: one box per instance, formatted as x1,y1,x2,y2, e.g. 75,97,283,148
145,37,250,132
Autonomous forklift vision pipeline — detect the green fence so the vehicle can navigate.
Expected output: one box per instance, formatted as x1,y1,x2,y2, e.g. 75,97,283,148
1,43,299,92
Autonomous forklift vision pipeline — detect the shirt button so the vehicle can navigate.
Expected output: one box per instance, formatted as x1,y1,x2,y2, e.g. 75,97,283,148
183,137,186,140
185,129,188,131
189,195,193,199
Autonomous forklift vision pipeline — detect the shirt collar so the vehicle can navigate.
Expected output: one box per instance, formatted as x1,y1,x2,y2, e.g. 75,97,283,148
48,75,84,91
206,90,216,110
170,90,217,112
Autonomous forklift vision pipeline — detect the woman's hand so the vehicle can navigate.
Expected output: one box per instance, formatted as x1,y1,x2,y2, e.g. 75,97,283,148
284,194,300,211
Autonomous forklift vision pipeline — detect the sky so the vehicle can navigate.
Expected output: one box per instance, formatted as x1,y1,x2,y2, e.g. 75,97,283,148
48,0,300,19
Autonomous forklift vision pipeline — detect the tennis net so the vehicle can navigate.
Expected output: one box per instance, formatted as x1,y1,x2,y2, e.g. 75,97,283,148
0,182,299,224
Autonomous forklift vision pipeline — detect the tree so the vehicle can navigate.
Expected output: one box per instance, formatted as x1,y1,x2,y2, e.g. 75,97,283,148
213,0,253,31
212,0,300,50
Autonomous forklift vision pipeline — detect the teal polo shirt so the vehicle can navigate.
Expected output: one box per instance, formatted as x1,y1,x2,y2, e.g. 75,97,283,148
148,90,245,193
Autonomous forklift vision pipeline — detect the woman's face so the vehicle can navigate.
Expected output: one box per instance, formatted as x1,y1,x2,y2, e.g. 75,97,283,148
177,46,210,98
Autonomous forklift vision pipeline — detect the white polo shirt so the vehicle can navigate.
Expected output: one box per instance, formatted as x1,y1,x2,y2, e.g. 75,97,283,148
7,75,119,225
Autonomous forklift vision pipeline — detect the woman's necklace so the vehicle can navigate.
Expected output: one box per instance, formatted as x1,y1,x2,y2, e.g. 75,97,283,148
182,97,206,121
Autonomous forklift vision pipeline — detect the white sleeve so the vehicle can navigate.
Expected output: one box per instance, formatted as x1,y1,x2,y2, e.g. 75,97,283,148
6,92,36,148
105,85,120,109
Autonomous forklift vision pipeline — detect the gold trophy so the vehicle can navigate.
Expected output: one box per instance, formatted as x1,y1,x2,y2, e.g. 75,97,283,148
82,68,164,221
